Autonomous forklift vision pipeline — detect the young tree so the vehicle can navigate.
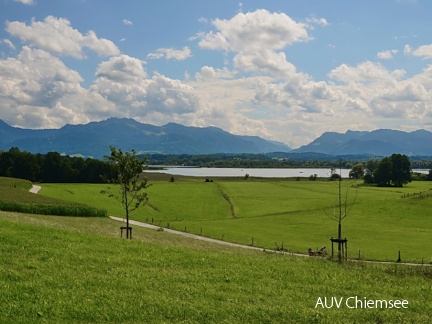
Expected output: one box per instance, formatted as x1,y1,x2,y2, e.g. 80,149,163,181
325,162,357,261
101,147,150,238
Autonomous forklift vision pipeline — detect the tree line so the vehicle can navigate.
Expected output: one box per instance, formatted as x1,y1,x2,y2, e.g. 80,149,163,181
146,153,363,169
0,147,117,183
2,147,430,186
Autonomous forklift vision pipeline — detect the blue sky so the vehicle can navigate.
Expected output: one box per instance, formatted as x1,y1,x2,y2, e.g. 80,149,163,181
1,0,432,148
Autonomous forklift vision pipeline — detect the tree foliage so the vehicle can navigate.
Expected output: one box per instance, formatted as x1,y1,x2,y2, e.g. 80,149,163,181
349,163,364,179
101,147,150,233
365,154,412,187
0,147,117,183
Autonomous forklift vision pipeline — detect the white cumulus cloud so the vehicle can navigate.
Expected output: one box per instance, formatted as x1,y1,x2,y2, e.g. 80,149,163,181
14,0,34,5
196,9,312,79
91,55,199,118
6,16,120,59
1,39,16,50
377,49,399,59
412,44,432,59
0,46,114,128
199,9,310,52
148,46,192,61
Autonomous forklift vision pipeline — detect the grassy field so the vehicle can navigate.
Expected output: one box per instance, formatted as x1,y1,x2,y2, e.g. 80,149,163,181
0,177,107,217
39,175,432,263
1,210,432,323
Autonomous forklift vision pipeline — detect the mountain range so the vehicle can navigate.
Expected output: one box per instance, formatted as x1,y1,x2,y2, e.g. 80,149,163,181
0,118,291,158
292,129,432,156
2,118,432,158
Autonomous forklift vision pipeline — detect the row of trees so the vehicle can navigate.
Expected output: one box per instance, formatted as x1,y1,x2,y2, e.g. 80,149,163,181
349,153,417,187
0,147,117,183
147,153,363,169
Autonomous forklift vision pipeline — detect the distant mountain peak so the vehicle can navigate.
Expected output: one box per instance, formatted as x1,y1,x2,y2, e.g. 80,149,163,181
0,118,292,158
292,129,432,156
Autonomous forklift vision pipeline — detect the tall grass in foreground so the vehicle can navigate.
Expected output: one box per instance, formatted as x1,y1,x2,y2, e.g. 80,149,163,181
0,176,107,217
0,214,431,323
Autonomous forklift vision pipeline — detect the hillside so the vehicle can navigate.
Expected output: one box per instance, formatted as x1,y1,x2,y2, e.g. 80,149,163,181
1,213,431,323
0,118,291,158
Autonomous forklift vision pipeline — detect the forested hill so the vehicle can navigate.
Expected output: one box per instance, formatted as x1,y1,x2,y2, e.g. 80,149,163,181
0,118,291,158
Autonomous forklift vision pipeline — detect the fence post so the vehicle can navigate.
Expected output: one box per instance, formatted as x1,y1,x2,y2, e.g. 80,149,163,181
397,250,401,263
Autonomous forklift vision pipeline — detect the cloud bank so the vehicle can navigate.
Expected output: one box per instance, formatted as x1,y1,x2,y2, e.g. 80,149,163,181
1,9,432,147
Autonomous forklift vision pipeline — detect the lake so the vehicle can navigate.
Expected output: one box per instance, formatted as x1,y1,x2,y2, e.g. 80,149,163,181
148,167,430,178
148,167,352,178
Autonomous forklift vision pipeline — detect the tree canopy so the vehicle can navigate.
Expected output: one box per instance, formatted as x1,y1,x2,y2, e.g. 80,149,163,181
364,154,412,187
0,147,117,183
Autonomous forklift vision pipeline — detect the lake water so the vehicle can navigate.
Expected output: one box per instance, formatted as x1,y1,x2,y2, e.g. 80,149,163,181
148,167,352,178
148,167,430,178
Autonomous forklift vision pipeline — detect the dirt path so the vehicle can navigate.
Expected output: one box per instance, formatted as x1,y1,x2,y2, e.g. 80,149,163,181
109,216,294,253
109,216,431,267
29,185,42,194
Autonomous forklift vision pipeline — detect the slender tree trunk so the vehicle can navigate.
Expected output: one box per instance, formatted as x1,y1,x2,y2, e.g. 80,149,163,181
124,185,130,239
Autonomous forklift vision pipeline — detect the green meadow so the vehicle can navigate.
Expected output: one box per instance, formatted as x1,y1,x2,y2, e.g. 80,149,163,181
1,175,432,322
39,174,432,263
0,177,106,217
1,211,432,323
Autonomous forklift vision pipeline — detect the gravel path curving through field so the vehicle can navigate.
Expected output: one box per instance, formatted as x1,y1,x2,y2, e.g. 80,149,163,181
109,216,291,253
29,185,42,194
109,216,432,267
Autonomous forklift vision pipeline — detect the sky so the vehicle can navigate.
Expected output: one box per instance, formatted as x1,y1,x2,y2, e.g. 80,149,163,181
1,0,432,148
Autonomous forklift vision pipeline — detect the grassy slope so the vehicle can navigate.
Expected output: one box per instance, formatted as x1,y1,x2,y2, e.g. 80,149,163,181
1,211,432,323
39,176,432,262
0,177,107,216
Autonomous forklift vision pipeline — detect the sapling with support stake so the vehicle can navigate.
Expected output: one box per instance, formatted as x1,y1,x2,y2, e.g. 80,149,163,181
324,160,358,261
101,146,151,239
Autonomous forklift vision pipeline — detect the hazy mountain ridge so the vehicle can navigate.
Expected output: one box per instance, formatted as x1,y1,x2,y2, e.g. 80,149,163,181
0,118,292,158
292,129,432,156
2,118,432,158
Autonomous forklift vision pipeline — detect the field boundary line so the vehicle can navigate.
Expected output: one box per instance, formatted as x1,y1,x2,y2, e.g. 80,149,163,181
215,183,236,218
109,216,431,267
